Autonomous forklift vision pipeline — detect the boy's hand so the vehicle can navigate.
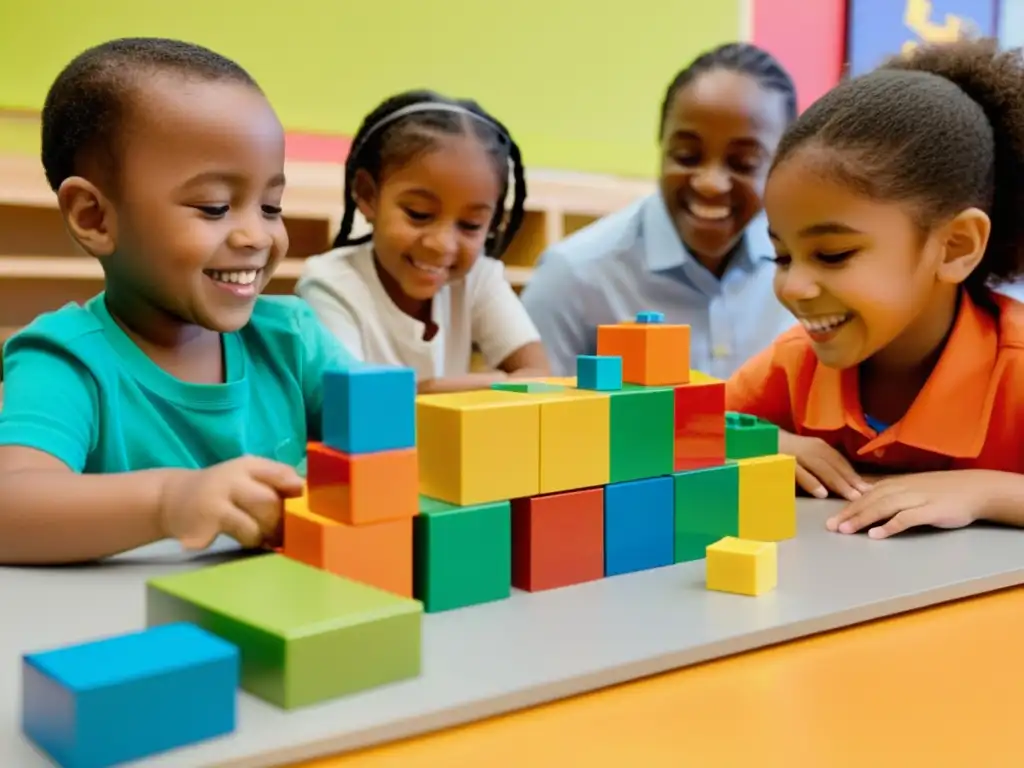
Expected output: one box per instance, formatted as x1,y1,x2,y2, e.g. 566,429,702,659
158,456,304,551
826,470,987,539
779,430,873,501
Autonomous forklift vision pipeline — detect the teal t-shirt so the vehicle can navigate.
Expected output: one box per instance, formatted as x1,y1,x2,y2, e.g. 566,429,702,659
0,294,358,475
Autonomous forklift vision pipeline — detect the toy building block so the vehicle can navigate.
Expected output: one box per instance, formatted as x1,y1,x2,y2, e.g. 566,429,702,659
596,319,690,386
147,555,422,709
725,412,779,459
491,381,566,393
604,475,675,576
576,354,623,391
22,623,238,767
417,390,540,506
323,365,416,454
512,488,604,592
673,378,726,471
737,454,797,541
307,442,418,526
673,462,739,562
608,386,675,482
635,310,665,324
688,369,718,384
532,388,611,493
705,537,778,596
283,495,413,598
414,497,511,612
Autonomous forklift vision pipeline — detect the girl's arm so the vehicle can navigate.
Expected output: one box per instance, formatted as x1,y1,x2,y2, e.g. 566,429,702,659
416,342,552,395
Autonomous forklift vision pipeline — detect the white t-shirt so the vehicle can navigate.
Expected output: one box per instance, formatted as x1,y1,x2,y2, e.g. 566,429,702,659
295,244,541,381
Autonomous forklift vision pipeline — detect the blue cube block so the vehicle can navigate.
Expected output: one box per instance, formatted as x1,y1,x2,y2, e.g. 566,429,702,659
604,476,674,576
576,354,623,391
322,365,416,454
22,623,238,768
635,311,664,324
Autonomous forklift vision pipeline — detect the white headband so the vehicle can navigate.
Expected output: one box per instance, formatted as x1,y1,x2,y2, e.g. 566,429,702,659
351,102,506,159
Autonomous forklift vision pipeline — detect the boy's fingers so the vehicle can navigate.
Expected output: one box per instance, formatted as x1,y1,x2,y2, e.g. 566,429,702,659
796,465,829,498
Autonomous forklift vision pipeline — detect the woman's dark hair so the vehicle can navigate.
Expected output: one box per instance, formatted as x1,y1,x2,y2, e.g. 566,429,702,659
659,42,798,136
333,89,526,259
771,37,1024,302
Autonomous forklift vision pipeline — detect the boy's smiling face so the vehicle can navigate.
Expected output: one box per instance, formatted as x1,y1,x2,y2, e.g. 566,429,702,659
97,74,289,334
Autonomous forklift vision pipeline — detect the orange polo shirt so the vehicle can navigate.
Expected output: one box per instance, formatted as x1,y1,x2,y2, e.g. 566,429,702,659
725,290,1024,474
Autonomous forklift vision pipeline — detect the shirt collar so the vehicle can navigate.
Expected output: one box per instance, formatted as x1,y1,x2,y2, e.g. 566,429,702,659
801,290,999,458
640,193,773,273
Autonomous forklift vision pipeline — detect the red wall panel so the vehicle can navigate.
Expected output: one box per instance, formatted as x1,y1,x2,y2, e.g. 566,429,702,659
752,0,847,113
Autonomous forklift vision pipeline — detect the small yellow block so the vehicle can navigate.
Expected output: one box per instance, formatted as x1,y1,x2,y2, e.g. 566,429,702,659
737,454,797,541
705,536,778,596
688,369,722,384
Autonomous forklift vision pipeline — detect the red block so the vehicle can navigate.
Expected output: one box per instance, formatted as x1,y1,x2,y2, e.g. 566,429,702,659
673,380,726,471
512,488,604,592
306,442,418,526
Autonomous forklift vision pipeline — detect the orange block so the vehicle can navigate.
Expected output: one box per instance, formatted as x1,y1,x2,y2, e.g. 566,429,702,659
306,442,418,526
283,495,413,598
597,322,690,386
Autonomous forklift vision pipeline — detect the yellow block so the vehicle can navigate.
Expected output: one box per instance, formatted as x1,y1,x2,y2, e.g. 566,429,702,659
705,537,778,596
533,389,610,494
688,369,722,384
416,390,540,506
736,454,797,542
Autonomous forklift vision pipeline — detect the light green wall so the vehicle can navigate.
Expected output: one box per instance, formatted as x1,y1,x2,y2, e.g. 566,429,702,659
0,0,741,177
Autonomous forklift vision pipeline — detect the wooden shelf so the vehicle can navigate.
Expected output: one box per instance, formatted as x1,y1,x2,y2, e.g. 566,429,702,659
0,152,650,344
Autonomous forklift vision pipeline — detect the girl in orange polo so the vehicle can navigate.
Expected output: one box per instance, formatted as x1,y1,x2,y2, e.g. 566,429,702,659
726,38,1024,540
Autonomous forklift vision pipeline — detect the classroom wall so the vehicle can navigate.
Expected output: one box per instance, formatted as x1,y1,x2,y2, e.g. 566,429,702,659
0,0,744,178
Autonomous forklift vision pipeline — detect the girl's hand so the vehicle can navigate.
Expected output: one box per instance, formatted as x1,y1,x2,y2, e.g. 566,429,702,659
778,430,873,501
826,470,991,539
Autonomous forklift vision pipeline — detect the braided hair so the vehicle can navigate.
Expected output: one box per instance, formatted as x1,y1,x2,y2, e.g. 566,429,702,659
771,37,1024,305
334,89,526,259
659,42,798,136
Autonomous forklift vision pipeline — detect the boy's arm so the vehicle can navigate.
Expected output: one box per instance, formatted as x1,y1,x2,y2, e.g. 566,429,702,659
0,447,181,564
0,338,179,564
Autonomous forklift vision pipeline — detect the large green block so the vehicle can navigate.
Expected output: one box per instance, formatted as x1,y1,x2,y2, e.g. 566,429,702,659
414,499,511,613
490,381,566,393
146,554,422,710
725,412,779,459
608,386,674,482
673,462,739,562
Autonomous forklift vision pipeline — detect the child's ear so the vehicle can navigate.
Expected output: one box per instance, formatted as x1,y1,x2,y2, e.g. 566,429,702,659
56,177,117,259
351,169,379,224
936,207,990,285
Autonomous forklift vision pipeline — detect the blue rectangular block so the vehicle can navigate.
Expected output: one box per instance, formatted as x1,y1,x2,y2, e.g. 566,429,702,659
22,623,238,768
322,365,416,454
576,354,622,391
604,476,675,576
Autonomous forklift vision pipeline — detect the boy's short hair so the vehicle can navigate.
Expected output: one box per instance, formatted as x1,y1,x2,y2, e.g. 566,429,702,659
40,37,259,192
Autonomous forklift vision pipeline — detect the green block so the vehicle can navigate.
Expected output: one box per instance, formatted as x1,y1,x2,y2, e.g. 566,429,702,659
146,554,422,710
414,500,511,613
673,462,740,562
419,494,457,514
725,412,779,459
490,381,566,393
608,387,674,482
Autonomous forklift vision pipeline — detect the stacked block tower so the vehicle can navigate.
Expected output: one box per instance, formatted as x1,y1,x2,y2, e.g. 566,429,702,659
20,314,797,766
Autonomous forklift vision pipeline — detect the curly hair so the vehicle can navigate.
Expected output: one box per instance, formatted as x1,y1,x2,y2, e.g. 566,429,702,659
771,38,1024,301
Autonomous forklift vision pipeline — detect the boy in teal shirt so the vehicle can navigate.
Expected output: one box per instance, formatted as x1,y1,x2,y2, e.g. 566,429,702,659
0,38,357,565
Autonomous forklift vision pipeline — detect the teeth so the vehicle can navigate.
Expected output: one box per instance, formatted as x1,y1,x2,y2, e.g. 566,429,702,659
688,202,731,220
411,259,448,276
800,314,851,333
208,269,259,286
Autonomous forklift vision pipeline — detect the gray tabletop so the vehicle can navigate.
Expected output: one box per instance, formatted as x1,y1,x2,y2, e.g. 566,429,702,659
4,500,1023,767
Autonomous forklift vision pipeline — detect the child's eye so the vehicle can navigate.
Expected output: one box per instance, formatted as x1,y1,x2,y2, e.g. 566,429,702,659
770,253,792,267
729,156,762,175
672,153,700,166
459,221,485,232
403,208,431,222
262,204,283,217
816,250,856,265
194,205,229,217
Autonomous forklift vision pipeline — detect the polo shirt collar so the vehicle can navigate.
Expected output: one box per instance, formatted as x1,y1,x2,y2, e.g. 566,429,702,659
801,291,998,458
640,193,773,273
